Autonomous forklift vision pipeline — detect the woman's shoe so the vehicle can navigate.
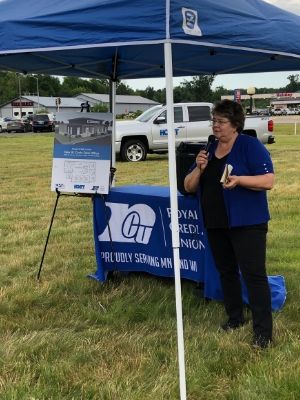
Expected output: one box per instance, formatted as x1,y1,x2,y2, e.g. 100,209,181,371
221,319,245,331
252,335,272,349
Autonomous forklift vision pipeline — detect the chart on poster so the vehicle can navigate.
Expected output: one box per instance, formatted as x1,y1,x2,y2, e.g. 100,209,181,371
51,112,112,194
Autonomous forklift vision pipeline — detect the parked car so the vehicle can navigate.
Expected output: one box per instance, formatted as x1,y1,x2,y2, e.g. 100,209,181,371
32,113,55,132
271,108,284,116
6,118,32,133
258,108,270,116
0,117,8,132
25,114,34,125
253,108,270,116
283,108,298,115
0,117,14,132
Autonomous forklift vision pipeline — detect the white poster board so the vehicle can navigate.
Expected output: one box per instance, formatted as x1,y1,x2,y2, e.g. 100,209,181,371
51,112,112,194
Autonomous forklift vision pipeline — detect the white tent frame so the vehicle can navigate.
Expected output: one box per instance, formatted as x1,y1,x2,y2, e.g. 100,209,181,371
2,1,300,399
109,41,186,399
164,41,187,400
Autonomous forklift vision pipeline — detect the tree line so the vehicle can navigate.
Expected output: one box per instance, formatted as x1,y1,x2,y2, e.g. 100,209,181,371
0,71,299,108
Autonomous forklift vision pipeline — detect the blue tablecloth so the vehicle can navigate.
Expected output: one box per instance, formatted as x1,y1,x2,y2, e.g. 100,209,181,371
91,185,286,311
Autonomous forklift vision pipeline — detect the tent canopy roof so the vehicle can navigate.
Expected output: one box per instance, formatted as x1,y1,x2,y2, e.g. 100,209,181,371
0,0,300,80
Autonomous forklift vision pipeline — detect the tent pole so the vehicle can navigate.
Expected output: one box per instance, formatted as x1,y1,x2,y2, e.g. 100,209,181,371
164,41,187,400
109,79,117,186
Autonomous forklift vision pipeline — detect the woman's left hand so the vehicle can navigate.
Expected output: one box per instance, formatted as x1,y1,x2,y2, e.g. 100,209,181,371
223,173,274,191
222,175,239,189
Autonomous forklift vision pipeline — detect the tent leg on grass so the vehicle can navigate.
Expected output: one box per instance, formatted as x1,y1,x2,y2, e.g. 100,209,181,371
164,41,187,400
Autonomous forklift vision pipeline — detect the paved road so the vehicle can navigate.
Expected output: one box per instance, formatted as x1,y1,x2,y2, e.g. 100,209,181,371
271,116,300,124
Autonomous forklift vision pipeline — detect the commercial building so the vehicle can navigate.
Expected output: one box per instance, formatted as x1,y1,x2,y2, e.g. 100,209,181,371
0,96,82,119
269,92,300,109
0,94,159,119
221,91,300,110
75,93,159,115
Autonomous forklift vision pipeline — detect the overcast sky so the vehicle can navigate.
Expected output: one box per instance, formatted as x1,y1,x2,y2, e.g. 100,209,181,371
126,0,300,92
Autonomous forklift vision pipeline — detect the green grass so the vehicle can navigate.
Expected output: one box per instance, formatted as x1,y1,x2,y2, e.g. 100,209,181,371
0,126,299,399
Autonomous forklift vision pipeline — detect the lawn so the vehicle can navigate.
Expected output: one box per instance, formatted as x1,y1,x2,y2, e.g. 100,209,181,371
0,125,299,399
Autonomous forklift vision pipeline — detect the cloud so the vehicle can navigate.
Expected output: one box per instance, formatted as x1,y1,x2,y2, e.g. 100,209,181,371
264,0,300,15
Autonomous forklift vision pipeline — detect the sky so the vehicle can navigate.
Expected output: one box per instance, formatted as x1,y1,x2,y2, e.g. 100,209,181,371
124,0,300,92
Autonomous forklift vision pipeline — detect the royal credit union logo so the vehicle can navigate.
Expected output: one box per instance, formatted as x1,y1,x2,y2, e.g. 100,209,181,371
182,7,202,36
98,203,156,244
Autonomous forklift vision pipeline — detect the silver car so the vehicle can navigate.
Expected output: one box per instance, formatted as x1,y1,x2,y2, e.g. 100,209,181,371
6,118,32,133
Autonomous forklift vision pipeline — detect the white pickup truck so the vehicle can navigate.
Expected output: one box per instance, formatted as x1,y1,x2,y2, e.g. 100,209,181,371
116,102,275,162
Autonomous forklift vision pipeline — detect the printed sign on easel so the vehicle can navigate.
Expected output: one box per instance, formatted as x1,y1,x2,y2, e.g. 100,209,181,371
51,112,112,194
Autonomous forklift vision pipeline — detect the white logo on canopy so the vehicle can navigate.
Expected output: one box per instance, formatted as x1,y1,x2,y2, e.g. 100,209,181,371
182,7,202,36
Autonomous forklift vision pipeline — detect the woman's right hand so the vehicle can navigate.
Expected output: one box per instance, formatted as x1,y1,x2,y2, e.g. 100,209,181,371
184,150,208,193
196,150,209,172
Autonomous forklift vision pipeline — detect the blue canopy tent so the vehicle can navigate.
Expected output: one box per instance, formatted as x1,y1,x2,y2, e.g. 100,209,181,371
0,0,300,77
1,1,299,398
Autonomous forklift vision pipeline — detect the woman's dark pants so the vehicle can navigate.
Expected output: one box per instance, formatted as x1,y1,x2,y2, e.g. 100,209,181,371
207,224,272,340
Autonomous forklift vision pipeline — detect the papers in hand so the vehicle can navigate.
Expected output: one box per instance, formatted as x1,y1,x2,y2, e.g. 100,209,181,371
220,164,233,184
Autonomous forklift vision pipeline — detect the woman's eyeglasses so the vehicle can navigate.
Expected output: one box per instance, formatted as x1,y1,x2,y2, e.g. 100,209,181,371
211,118,230,125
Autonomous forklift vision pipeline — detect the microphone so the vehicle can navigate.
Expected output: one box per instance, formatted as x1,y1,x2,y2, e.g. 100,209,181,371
204,134,215,153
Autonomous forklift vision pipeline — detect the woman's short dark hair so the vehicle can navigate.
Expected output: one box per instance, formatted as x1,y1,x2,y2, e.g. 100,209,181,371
212,99,245,133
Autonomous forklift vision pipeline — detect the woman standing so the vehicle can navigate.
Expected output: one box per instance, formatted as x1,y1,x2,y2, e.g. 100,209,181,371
184,100,274,348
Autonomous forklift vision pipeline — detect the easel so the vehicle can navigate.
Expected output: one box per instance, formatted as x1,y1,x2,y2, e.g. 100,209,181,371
36,189,86,280
37,167,116,280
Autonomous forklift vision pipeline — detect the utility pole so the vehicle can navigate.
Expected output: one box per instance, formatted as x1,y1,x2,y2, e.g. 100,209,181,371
17,73,22,118
35,76,40,111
